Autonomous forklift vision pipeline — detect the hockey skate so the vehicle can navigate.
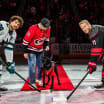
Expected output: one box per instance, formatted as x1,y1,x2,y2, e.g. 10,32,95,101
94,82,104,90
0,87,8,91
0,74,8,91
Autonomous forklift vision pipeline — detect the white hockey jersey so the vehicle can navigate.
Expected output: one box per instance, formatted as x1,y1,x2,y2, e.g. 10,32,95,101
0,21,17,62
0,21,17,49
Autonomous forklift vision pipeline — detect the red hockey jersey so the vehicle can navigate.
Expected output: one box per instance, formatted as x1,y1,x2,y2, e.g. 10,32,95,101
23,24,50,53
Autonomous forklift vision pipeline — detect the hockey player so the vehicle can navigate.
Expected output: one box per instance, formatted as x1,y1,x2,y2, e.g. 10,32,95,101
79,20,104,88
23,18,50,88
0,16,24,91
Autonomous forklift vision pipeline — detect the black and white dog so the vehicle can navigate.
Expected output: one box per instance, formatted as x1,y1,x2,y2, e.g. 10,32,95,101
42,56,61,89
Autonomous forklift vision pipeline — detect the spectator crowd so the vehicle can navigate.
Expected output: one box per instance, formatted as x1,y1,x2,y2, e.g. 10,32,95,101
0,0,104,44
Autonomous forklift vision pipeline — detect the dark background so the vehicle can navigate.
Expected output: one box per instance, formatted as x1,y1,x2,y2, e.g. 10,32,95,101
0,0,103,44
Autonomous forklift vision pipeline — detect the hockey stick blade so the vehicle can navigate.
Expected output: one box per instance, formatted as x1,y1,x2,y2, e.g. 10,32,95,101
0,57,40,92
67,71,89,100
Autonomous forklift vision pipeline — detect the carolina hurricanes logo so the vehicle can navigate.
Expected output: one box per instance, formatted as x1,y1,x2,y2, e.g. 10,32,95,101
35,39,44,45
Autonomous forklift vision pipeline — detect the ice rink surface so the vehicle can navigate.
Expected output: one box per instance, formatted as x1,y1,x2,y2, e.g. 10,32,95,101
0,64,104,104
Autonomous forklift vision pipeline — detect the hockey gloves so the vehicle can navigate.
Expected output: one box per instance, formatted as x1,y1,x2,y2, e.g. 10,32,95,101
87,62,96,74
6,62,15,74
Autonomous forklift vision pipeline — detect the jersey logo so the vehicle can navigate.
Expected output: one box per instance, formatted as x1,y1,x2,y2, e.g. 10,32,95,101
27,32,30,36
35,39,44,45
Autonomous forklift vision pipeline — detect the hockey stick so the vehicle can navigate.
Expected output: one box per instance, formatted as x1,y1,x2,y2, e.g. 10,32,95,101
0,57,41,92
53,71,89,102
15,71,40,92
67,71,89,100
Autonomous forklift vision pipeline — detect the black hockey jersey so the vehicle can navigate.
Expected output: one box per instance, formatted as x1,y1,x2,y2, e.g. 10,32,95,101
89,25,104,49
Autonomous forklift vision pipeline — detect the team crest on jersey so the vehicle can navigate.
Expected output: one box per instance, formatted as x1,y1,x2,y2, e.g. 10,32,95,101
35,39,44,45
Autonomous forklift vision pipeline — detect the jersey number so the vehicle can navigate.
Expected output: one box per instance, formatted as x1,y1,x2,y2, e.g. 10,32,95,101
92,40,96,46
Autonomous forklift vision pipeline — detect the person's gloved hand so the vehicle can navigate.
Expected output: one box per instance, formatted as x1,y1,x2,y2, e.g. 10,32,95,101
6,62,15,74
87,62,96,74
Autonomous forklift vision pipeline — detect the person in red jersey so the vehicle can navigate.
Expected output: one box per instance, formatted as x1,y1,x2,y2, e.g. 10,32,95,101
23,18,51,88
79,20,104,89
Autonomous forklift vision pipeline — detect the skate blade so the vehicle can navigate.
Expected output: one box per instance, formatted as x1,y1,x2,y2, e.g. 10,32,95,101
95,88,104,91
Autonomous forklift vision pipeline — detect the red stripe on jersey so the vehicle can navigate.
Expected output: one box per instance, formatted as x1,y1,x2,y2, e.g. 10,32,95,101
91,48,103,55
88,62,96,67
91,48,103,53
23,39,29,45
102,72,104,78
27,45,43,52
